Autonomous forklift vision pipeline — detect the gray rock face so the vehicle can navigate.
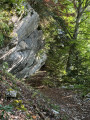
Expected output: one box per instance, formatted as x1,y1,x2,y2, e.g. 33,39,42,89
0,4,47,78
6,89,17,98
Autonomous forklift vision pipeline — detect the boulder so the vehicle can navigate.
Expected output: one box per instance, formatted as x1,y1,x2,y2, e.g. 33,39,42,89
0,4,47,78
85,93,90,98
6,89,17,98
51,109,59,115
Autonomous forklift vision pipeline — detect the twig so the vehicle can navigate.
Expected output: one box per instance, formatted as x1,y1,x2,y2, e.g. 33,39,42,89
33,105,46,120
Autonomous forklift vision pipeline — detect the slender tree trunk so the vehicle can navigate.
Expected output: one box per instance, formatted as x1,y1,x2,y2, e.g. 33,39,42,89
66,1,87,74
66,43,76,72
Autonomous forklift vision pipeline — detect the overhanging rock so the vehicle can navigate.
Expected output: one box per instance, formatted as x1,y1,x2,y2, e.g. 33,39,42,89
0,4,47,78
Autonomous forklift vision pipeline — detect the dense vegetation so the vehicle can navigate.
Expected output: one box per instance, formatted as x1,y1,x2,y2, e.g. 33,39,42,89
0,0,90,91
0,0,25,48
0,0,90,119
29,0,90,92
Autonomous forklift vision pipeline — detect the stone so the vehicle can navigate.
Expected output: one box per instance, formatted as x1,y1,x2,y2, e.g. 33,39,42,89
51,109,59,115
84,98,90,102
84,93,90,102
61,86,67,89
0,3,47,78
69,85,74,88
6,89,17,98
85,93,90,98
45,117,50,120
11,16,18,23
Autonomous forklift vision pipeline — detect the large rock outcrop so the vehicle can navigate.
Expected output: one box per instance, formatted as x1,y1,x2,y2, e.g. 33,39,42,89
0,4,47,78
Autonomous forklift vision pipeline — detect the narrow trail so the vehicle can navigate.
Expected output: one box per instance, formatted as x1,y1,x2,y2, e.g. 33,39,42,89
40,88,90,120
26,71,90,120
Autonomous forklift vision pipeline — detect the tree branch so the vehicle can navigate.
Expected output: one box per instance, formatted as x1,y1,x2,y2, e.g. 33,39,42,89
73,0,89,39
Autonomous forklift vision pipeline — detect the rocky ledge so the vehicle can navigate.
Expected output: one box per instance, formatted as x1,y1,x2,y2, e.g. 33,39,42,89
0,4,47,78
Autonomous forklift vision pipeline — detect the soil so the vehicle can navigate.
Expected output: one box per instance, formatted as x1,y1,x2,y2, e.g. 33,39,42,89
0,70,60,120
26,71,90,120
0,70,90,120
40,88,90,120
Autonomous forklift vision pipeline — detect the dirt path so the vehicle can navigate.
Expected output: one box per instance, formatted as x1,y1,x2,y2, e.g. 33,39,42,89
1,71,90,120
40,88,90,120
26,71,90,120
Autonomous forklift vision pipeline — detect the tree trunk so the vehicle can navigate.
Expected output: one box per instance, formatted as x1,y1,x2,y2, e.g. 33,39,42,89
66,1,88,75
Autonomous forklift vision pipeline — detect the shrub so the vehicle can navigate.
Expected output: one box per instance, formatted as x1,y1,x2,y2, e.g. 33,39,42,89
0,104,13,120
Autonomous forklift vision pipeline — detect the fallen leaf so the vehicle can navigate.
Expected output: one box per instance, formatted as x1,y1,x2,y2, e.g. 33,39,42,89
32,115,37,119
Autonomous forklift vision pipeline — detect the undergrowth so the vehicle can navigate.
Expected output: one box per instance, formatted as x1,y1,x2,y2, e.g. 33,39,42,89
0,0,26,48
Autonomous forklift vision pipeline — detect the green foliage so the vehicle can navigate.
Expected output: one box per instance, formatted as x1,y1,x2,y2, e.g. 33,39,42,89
0,0,26,48
31,92,38,98
13,100,27,111
34,0,90,90
42,20,69,77
0,0,89,95
50,104,60,111
0,0,25,5
42,78,55,87
0,33,4,47
0,104,13,120
0,10,12,47
2,62,8,72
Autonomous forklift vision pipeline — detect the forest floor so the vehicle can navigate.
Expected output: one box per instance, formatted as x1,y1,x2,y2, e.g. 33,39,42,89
0,70,61,120
26,71,90,120
40,88,90,120
0,70,90,120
